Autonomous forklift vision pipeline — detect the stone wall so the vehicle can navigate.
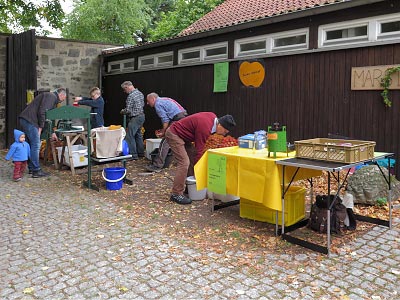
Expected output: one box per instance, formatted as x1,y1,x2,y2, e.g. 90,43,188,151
36,37,115,99
0,35,116,149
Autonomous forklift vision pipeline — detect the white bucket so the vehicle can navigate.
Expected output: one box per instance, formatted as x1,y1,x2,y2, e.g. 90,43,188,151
207,191,240,203
186,176,207,201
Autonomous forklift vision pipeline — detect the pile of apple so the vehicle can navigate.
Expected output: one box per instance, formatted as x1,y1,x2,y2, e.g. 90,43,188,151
204,134,238,151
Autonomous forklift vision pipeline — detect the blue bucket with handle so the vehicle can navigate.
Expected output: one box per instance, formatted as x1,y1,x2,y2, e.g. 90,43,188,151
102,167,126,190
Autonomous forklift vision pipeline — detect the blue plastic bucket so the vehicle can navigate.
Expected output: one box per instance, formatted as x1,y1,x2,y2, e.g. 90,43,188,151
102,167,126,190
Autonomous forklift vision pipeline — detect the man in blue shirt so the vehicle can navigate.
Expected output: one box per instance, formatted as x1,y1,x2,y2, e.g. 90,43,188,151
120,81,145,160
146,92,187,172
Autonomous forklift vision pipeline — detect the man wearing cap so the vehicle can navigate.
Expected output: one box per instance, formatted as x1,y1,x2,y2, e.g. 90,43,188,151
165,112,236,205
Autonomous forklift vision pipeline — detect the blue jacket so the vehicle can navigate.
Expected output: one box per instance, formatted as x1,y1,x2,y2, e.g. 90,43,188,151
5,129,31,162
78,96,105,128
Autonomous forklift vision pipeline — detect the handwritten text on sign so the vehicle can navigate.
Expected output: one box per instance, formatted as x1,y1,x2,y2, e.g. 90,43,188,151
351,65,400,90
207,153,227,195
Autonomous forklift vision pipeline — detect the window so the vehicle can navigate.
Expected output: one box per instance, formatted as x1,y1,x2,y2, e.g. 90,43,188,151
178,43,228,65
234,28,309,58
235,37,267,57
179,48,201,64
138,56,154,69
108,62,121,73
138,52,173,69
377,14,400,40
106,58,135,73
271,29,308,52
157,53,173,66
326,26,368,41
321,22,369,47
204,43,228,61
319,13,400,48
380,21,400,34
122,60,135,70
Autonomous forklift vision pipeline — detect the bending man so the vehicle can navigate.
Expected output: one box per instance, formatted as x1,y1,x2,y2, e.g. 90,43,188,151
165,113,236,205
145,92,187,172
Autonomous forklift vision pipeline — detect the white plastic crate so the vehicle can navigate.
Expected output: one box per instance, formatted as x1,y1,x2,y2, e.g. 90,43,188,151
56,145,88,167
145,138,162,160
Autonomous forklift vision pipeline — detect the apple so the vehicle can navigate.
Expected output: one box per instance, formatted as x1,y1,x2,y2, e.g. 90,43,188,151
239,61,265,87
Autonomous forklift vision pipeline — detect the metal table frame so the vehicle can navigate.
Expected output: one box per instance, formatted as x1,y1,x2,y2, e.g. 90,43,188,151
275,153,395,256
83,115,132,191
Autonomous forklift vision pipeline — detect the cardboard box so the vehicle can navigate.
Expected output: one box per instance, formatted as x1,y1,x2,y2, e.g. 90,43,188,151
238,134,266,150
56,145,88,167
145,138,162,160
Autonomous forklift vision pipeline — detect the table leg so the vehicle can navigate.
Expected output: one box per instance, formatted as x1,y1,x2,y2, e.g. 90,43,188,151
65,136,76,176
50,140,59,169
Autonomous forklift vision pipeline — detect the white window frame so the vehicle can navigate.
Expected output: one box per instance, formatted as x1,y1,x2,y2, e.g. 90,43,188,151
234,28,309,58
319,13,400,48
235,35,268,57
138,55,155,69
107,58,136,73
319,20,369,48
376,13,400,41
271,28,309,52
155,51,174,67
107,61,121,73
178,47,201,64
120,58,135,71
203,42,228,61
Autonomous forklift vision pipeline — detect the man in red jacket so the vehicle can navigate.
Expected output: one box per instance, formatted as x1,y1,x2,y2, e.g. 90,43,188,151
165,112,236,205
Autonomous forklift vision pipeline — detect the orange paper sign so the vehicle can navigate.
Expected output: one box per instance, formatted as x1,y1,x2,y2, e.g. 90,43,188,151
239,61,265,87
267,133,278,140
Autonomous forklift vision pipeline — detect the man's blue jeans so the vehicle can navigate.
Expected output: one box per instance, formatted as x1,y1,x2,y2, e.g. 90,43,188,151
19,118,41,172
126,114,145,158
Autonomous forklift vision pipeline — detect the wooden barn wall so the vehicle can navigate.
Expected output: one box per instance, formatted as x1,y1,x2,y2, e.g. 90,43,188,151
102,43,400,174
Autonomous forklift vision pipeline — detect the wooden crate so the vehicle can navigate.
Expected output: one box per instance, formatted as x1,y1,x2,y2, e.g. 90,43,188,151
295,138,375,163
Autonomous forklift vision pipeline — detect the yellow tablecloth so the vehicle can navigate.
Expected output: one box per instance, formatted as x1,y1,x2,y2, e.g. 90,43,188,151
194,146,321,211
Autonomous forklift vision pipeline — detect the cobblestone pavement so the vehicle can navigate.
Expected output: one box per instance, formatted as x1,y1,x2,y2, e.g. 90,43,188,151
1,155,400,300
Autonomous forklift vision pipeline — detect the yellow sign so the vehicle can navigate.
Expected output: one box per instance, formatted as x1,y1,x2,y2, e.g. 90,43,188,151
351,65,400,90
239,61,265,87
26,90,34,104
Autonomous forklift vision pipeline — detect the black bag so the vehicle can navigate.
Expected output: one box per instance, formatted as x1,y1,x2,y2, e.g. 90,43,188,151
309,195,347,234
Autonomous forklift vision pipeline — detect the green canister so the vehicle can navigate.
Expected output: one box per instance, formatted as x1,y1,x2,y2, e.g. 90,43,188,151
267,123,287,158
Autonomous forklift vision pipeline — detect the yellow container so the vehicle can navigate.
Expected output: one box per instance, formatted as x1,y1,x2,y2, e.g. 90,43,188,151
240,186,306,226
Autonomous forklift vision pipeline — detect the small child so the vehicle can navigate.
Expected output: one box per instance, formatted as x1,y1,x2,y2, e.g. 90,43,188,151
5,129,31,182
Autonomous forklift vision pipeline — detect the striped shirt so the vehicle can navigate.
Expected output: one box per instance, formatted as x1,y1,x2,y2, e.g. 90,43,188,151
125,89,144,117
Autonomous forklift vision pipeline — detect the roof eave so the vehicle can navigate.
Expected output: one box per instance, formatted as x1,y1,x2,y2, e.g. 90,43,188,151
102,0,386,58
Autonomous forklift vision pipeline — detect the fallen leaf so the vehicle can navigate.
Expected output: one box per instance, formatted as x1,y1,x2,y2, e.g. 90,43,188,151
119,286,128,292
23,287,34,294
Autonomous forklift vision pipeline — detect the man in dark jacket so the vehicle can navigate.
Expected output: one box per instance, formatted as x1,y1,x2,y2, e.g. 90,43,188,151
19,88,67,178
73,87,105,128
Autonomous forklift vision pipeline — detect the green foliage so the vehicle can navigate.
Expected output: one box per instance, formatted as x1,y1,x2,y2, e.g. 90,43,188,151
0,0,64,34
380,66,400,107
376,197,387,207
148,0,224,41
61,0,151,44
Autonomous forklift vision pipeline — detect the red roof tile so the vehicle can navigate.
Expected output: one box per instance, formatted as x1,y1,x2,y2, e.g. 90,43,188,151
180,0,345,36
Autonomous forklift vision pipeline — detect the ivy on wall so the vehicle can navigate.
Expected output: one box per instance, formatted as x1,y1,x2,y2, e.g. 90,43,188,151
380,66,400,107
